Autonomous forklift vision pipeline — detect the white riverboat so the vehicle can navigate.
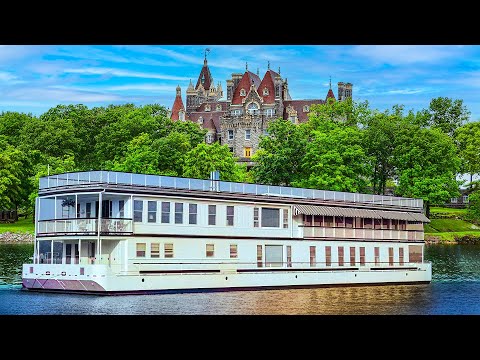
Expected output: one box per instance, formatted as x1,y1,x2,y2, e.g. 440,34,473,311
22,171,431,295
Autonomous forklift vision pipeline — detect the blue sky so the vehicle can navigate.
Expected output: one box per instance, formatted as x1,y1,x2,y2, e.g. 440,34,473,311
0,45,479,120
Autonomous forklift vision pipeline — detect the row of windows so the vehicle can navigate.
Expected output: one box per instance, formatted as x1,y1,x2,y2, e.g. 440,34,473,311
308,246,405,267
227,129,251,141
136,242,422,267
136,242,238,259
134,201,289,228
303,215,416,230
230,108,276,116
203,104,223,112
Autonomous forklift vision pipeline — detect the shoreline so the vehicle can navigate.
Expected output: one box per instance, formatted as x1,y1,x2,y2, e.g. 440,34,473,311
0,232,34,244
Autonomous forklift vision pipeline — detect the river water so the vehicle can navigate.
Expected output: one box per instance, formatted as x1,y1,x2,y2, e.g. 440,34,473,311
1,243,479,315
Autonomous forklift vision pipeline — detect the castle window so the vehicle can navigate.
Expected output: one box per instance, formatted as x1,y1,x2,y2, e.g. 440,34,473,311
229,146,234,153
228,130,234,140
245,129,251,140
266,108,274,116
179,110,185,121
247,102,258,115
244,147,252,158
216,104,222,111
240,88,246,96
206,133,213,143
198,116,203,124
263,87,269,96
205,104,211,112
289,116,296,124
232,109,241,116
303,105,309,112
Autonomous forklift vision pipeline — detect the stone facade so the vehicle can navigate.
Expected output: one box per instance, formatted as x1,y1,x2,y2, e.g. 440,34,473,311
170,56,352,166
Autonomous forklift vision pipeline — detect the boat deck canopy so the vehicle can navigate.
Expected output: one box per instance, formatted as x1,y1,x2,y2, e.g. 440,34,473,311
293,205,430,223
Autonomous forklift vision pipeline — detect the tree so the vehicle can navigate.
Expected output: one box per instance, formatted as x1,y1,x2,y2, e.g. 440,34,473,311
454,121,480,186
467,187,480,220
0,111,34,145
183,143,247,182
293,125,371,193
0,144,28,213
108,133,161,175
394,127,460,217
252,119,308,186
28,154,77,216
427,97,470,136
362,110,398,195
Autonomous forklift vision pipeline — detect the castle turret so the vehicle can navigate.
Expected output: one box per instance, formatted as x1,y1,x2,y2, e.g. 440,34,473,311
337,82,345,101
171,85,185,121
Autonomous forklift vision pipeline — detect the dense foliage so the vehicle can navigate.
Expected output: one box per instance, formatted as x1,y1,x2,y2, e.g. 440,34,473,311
0,96,476,220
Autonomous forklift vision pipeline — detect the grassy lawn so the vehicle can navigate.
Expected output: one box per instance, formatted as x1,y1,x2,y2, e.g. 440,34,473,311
0,216,34,234
430,207,468,215
425,218,479,233
425,231,480,242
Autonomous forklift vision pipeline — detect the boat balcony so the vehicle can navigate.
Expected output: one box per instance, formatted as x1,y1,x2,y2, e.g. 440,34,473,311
37,218,133,237
302,227,424,241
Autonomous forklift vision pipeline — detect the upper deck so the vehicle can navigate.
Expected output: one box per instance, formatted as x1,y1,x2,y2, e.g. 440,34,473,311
38,171,423,211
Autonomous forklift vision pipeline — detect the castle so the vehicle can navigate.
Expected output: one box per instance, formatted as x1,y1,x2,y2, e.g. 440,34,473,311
170,55,352,166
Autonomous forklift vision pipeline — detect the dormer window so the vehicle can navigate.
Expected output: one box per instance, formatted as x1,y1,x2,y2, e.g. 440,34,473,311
205,104,211,112
303,105,309,112
263,87,269,96
216,104,222,111
240,88,246,96
247,102,259,115
179,110,185,121
198,116,203,124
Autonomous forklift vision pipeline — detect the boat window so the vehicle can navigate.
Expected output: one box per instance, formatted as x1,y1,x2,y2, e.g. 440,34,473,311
226,206,234,226
161,202,170,223
189,204,197,225
208,205,216,225
350,247,356,266
253,207,259,227
175,203,183,224
134,200,143,223
206,244,215,257
283,209,288,228
286,246,292,267
338,246,344,266
136,243,146,257
360,247,365,266
309,246,316,267
230,244,238,258
148,201,157,223
261,208,279,227
399,247,404,266
164,243,174,258
151,243,160,258
325,246,331,267
374,247,380,265
257,245,263,267
265,245,282,267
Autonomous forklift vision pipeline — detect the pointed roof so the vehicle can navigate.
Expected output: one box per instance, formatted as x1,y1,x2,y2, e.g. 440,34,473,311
170,87,185,121
258,70,279,104
326,88,336,101
231,71,262,105
195,58,214,91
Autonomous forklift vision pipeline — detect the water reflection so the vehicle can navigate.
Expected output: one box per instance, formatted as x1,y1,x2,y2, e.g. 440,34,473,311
1,243,480,314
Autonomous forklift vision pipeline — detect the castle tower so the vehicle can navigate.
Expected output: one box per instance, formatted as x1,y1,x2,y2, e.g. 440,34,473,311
326,77,336,101
345,83,353,99
171,85,185,121
337,82,345,101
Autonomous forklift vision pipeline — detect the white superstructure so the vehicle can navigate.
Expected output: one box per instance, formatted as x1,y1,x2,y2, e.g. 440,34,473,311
22,171,431,294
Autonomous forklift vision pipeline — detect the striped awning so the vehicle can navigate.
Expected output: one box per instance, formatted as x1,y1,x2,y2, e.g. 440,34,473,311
293,205,431,223
408,212,431,223
293,205,382,219
374,210,415,221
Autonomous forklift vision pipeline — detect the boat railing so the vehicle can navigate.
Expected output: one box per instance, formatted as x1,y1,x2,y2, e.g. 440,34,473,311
38,171,423,209
37,217,133,235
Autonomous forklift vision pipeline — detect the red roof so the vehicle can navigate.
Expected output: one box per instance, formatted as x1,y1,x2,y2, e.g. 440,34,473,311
283,100,325,123
170,94,185,121
231,71,262,105
195,59,214,91
326,88,336,101
188,111,223,132
257,70,277,104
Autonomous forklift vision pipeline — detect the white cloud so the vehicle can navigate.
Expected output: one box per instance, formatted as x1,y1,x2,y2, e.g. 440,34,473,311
351,45,465,65
105,84,177,92
6,87,121,103
63,67,191,81
0,71,17,82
